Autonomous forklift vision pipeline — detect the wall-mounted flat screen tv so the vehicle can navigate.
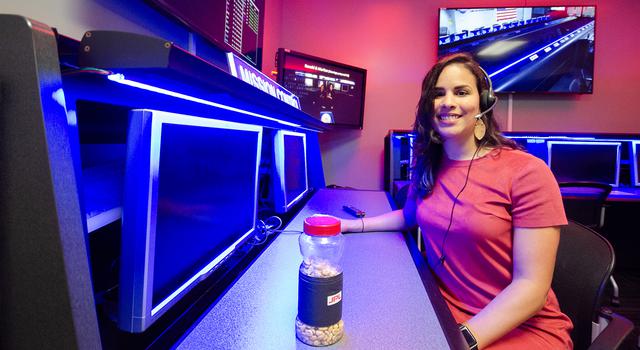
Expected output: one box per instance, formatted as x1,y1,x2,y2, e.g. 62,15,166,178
148,0,265,68
272,130,308,213
118,109,262,332
438,6,596,93
276,49,367,129
547,141,620,187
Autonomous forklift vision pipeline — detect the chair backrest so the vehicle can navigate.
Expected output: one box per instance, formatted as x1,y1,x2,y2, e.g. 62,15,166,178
558,181,612,229
394,183,410,209
552,220,615,350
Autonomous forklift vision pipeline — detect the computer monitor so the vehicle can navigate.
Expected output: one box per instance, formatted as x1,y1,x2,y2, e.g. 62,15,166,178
276,49,367,129
272,130,308,213
119,109,262,332
438,6,596,93
547,141,620,186
632,141,640,186
148,0,265,68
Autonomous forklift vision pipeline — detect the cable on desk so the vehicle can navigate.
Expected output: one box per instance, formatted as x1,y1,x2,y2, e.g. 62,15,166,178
249,216,303,246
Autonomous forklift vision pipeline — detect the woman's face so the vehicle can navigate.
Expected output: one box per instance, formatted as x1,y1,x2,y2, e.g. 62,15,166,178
432,63,481,144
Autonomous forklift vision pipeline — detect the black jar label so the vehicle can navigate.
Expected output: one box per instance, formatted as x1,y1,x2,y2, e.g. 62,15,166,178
297,272,343,327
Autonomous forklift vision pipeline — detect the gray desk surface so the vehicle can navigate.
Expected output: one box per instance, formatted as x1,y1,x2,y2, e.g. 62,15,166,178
175,189,451,349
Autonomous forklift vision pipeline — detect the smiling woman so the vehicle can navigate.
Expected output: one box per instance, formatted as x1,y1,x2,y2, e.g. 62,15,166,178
341,54,574,349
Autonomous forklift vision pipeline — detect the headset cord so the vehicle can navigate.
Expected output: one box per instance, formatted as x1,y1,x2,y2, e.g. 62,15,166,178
434,144,483,269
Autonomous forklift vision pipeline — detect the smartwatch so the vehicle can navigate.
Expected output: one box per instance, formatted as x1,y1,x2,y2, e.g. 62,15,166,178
458,323,478,350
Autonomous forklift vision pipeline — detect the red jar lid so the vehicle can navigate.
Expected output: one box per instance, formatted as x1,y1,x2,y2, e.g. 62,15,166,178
303,215,341,236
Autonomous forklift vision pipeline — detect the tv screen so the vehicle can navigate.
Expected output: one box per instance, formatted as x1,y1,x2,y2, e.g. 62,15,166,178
438,6,596,93
547,141,620,186
148,0,265,68
119,109,262,332
276,49,367,129
633,141,640,186
273,130,308,213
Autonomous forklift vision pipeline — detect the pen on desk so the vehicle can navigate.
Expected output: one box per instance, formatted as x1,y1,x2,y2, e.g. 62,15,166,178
343,205,366,218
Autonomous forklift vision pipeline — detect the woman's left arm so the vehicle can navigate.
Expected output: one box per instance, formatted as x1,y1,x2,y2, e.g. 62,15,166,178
464,226,561,349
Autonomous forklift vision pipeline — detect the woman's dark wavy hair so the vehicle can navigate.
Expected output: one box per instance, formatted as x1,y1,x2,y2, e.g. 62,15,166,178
411,53,519,197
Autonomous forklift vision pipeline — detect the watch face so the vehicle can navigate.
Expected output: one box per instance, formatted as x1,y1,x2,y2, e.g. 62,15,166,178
460,325,478,349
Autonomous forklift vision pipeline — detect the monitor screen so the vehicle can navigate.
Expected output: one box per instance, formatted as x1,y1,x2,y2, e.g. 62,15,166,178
633,141,640,186
148,0,265,68
273,130,308,213
438,6,596,93
276,49,367,129
119,109,262,332
547,141,620,186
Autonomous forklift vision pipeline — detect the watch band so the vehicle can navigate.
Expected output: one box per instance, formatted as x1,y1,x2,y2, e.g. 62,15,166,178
458,323,478,350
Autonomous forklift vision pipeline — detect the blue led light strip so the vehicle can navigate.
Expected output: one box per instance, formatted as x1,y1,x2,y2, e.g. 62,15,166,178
489,21,594,80
107,74,301,128
507,135,635,143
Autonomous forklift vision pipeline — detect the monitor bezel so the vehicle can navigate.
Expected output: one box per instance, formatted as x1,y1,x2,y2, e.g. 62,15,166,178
118,109,263,332
276,48,367,129
546,140,620,187
273,129,309,213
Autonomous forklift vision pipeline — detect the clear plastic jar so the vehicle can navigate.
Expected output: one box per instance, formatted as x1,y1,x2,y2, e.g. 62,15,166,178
295,215,345,346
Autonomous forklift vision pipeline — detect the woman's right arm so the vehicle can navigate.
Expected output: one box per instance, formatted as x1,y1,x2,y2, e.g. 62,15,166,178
341,192,418,233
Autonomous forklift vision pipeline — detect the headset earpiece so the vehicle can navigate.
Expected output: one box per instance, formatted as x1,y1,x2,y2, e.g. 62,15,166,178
480,89,496,113
478,66,496,113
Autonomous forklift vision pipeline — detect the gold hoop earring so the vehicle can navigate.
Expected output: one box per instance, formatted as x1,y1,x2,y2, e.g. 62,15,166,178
474,118,486,141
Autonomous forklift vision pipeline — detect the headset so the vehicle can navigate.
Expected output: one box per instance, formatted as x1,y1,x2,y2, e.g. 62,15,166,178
476,66,498,120
433,65,496,269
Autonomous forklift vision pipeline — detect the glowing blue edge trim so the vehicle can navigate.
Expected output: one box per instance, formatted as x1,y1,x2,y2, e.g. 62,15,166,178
632,141,640,186
546,140,621,187
506,135,636,143
143,110,263,317
274,129,308,212
107,74,301,128
489,20,594,80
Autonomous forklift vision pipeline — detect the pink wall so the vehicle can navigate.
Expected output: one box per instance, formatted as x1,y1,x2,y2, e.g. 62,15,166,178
266,0,640,190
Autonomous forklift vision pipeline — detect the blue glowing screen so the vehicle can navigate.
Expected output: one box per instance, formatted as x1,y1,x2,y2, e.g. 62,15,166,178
283,134,307,206
152,123,259,306
548,142,620,186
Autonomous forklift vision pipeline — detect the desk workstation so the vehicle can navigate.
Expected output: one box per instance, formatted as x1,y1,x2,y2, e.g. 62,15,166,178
176,189,464,349
559,187,640,202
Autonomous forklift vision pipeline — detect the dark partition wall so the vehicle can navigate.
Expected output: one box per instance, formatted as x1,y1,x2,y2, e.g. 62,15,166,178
0,15,101,349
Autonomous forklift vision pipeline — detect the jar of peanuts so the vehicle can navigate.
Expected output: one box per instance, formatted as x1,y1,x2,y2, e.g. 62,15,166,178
296,214,345,346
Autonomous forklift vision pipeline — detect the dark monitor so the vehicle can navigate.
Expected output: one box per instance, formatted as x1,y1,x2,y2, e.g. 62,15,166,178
148,0,265,68
276,49,367,129
547,141,620,186
438,6,596,93
119,109,262,332
633,141,640,186
273,130,308,213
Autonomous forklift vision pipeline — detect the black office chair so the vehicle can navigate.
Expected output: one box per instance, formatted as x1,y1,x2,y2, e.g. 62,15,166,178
558,181,612,229
558,181,620,306
552,220,634,349
394,183,410,209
